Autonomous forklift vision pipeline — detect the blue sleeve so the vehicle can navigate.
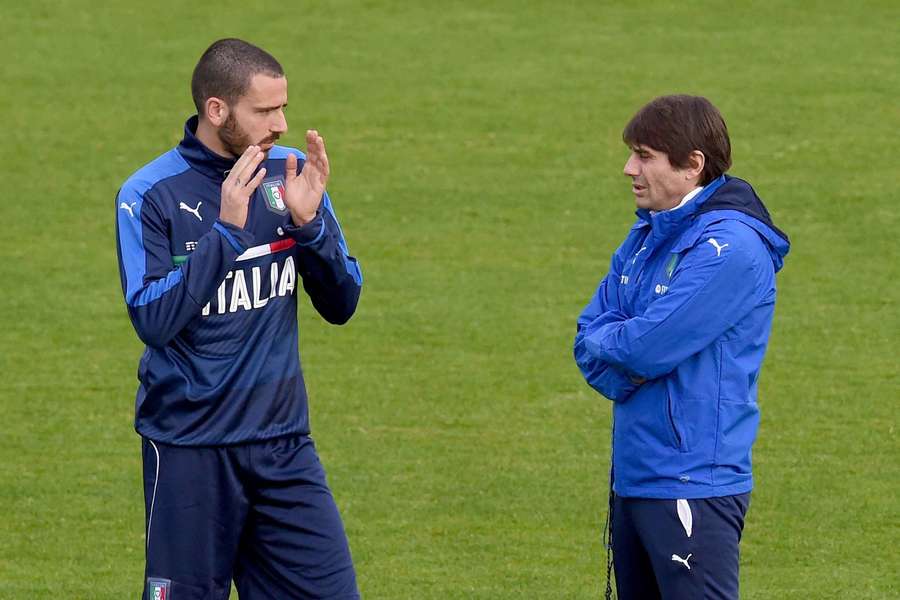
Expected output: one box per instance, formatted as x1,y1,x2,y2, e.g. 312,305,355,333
581,223,765,380
284,191,362,325
574,247,641,402
116,185,254,348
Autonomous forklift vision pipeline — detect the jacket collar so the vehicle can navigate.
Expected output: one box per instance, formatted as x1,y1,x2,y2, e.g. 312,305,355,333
635,175,727,241
698,175,789,244
176,115,238,181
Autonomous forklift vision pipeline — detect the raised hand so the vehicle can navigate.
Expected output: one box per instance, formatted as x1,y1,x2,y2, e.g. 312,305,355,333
284,130,330,225
220,145,267,229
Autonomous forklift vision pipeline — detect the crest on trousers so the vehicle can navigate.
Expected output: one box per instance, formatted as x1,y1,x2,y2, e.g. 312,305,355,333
262,179,289,215
147,578,171,599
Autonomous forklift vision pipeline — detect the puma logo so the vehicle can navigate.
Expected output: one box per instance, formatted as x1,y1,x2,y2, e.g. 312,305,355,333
671,553,692,570
632,245,648,264
119,201,137,218
706,238,729,257
179,201,203,221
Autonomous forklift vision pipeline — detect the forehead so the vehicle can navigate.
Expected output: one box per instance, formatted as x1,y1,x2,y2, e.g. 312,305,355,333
238,74,288,107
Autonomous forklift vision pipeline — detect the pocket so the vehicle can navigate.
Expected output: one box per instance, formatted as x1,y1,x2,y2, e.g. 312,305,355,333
665,392,685,450
665,389,718,457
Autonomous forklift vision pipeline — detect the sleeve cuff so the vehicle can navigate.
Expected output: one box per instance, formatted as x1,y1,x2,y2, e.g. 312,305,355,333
214,220,255,254
284,212,326,246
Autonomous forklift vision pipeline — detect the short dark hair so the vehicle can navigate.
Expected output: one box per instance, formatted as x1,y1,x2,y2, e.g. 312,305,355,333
623,95,732,185
191,38,284,113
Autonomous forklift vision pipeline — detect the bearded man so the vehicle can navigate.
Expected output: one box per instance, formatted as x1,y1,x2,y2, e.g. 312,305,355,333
116,38,362,600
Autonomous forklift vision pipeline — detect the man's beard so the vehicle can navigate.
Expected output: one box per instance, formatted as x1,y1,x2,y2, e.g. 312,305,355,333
217,113,252,157
217,113,279,158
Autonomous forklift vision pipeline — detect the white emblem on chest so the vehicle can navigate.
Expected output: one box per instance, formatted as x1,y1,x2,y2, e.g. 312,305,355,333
179,201,203,221
706,237,728,256
120,201,136,218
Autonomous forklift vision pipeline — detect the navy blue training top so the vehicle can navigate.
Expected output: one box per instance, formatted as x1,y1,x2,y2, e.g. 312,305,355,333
115,116,362,445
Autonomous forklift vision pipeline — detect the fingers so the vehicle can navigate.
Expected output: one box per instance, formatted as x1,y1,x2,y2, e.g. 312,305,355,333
320,147,330,179
229,145,259,183
305,130,329,183
239,147,266,187
306,129,318,150
285,152,297,185
248,148,266,179
229,145,264,188
246,166,267,192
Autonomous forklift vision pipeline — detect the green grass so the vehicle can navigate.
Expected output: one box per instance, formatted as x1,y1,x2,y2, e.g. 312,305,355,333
1,0,898,597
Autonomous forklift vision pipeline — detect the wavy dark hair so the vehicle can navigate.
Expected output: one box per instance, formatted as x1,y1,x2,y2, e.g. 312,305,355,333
623,95,731,185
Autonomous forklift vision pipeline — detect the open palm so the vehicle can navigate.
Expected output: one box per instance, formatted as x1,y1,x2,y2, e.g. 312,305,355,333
284,130,330,225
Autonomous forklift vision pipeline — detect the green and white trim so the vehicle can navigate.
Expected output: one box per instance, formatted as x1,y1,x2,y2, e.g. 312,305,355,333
173,238,296,266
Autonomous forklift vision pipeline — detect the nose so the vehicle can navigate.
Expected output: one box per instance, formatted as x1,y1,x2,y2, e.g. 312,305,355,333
623,153,640,177
271,109,288,134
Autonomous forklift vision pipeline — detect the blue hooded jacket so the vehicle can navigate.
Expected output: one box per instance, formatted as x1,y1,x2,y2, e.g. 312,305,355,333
574,175,789,499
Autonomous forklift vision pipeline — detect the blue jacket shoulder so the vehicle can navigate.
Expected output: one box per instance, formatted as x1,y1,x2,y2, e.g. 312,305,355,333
268,145,307,161
119,149,190,203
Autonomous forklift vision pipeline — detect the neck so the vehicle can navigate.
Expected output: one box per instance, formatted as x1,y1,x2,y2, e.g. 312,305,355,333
195,117,234,159
651,185,704,215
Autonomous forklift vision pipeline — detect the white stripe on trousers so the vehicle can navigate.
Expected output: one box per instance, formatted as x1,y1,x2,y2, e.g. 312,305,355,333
146,440,161,551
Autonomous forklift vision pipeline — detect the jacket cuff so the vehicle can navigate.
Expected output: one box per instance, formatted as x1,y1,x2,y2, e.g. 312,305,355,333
284,212,326,247
599,368,641,402
214,220,255,254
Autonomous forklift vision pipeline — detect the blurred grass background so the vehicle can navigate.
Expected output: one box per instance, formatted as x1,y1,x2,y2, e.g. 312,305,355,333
0,0,897,597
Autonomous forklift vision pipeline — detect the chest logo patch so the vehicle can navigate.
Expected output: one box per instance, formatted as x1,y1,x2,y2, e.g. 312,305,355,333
147,577,171,599
665,253,681,278
262,179,289,215
179,201,202,221
707,237,729,257
120,201,136,218
632,245,648,265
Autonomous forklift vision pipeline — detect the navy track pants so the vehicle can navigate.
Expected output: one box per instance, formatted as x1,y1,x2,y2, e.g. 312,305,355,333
611,493,750,600
141,435,359,600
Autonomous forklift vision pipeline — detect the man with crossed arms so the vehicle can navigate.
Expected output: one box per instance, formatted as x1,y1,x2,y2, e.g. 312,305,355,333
574,95,790,599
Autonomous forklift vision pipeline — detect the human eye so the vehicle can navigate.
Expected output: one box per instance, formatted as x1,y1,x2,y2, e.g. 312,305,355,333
632,147,651,160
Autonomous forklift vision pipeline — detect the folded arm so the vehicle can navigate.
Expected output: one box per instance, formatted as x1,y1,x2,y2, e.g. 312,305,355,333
574,251,641,402
580,226,763,380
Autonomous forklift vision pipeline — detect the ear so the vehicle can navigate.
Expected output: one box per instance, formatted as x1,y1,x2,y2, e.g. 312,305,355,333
203,96,229,127
685,150,705,182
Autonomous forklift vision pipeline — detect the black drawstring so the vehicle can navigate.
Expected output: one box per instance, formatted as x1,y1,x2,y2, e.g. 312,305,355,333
603,415,616,600
603,487,615,600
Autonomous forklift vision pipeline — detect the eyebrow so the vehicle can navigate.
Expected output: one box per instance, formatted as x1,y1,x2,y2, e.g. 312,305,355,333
255,102,288,112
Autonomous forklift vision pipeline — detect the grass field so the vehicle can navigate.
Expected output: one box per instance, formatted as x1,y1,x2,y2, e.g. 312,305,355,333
1,1,898,597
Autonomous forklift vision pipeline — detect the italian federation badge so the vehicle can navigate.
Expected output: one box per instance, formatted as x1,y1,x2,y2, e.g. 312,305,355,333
262,179,289,215
147,578,171,599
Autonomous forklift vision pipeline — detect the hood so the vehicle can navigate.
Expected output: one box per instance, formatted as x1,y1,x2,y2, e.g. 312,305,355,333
697,175,791,272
